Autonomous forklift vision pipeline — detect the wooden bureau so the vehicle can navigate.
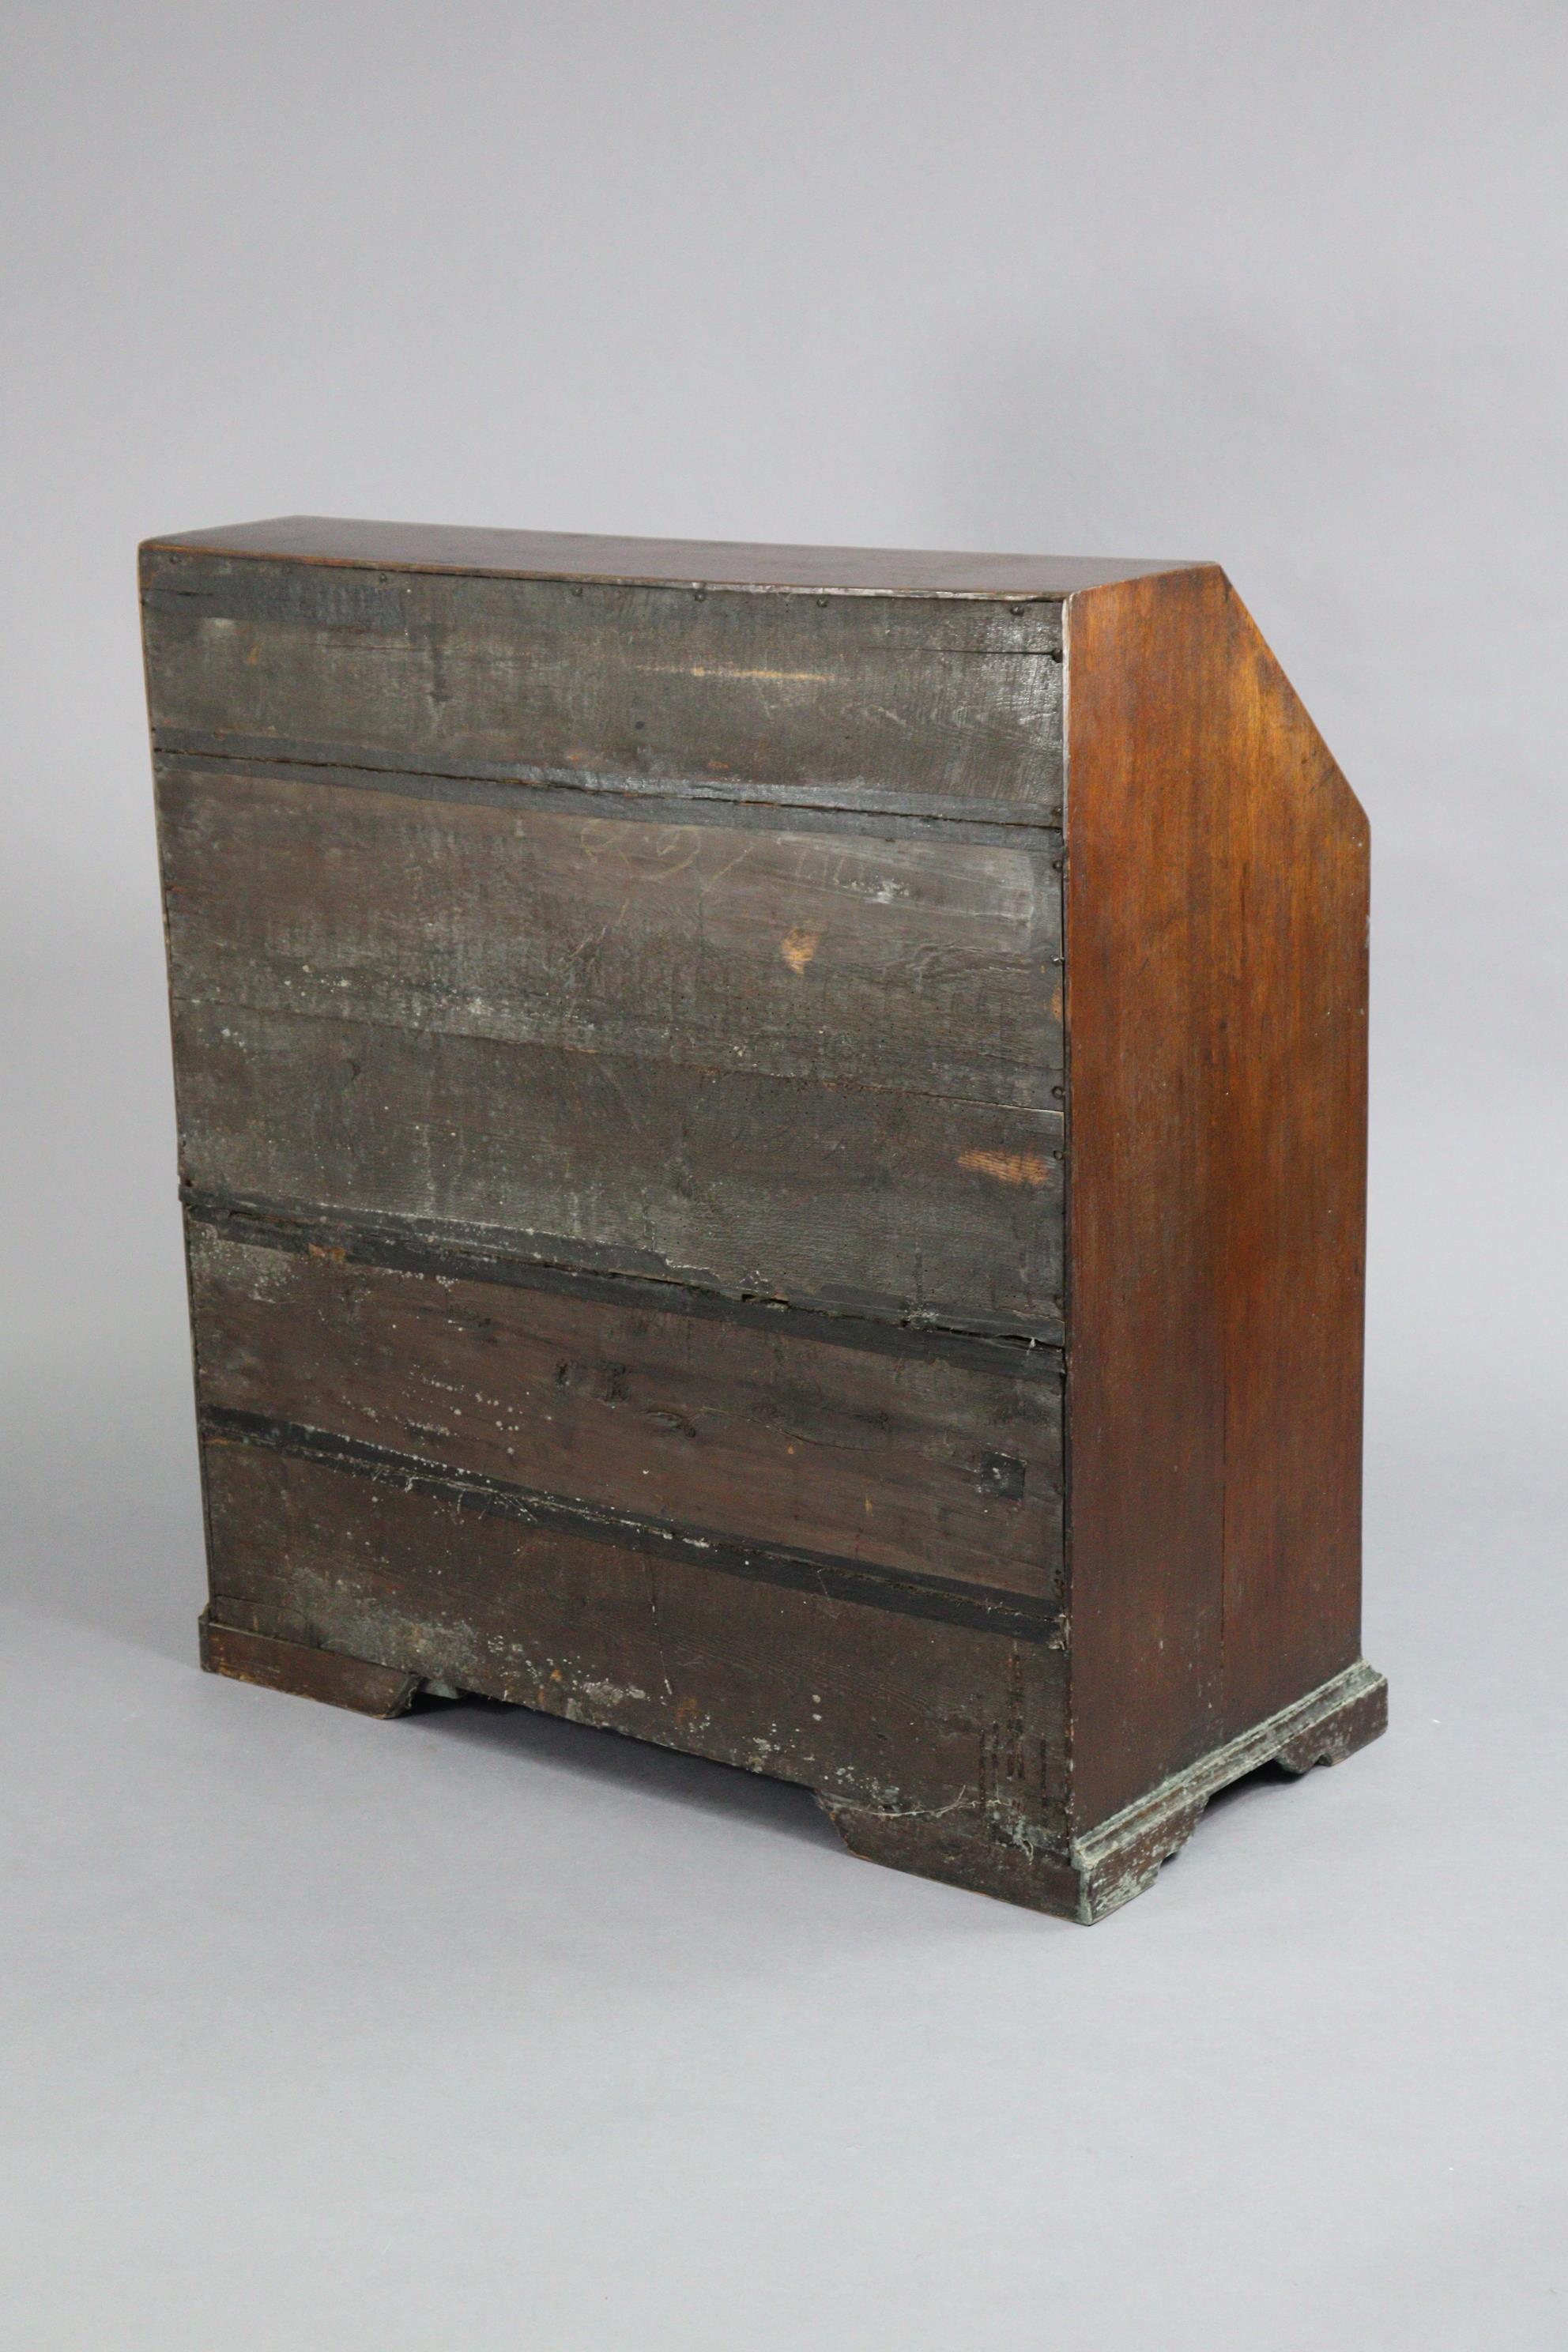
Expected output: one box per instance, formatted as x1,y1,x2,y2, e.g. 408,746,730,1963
141,517,1385,1920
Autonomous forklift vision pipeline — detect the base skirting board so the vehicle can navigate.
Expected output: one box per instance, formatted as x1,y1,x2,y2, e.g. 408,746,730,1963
198,1609,1386,1924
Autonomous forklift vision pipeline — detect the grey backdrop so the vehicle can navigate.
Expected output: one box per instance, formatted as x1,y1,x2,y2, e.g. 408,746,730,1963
3,6,1564,2346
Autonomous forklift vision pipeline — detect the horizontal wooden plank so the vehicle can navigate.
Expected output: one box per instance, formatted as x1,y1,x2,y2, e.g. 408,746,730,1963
157,763,1061,1106
202,1407,1057,1639
188,1224,1061,1597
172,1004,1063,1335
160,752,1045,847
183,1194,1061,1377
141,553,1064,822
202,1437,1067,1831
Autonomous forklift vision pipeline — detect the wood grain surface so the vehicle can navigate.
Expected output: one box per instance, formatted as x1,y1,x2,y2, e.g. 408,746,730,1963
156,760,1062,1105
187,1220,1063,1600
1063,566,1369,1828
143,552,1065,822
169,1001,1064,1335
201,1434,1068,1835
198,1611,420,1717
157,737,1066,1335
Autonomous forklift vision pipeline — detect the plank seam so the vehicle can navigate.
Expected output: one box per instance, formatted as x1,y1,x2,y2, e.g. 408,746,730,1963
182,1190,1066,1367
202,1404,1062,1642
151,732,1064,832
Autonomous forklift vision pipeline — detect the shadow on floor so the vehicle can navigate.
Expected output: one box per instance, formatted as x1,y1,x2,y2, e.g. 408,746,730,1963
409,1695,1332,1883
407,1690,844,1853
1199,1756,1316,1821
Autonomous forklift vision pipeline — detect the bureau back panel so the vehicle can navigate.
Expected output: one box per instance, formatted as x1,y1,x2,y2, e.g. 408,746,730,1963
149,543,1067,1732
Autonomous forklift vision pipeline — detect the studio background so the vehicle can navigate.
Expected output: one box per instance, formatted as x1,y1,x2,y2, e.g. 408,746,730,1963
2,6,1564,2346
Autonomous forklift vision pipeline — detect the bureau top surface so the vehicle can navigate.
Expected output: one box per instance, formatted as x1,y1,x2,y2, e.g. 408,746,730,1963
142,515,1200,600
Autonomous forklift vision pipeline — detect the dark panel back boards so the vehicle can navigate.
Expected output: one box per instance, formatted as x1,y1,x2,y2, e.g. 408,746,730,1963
142,518,1385,1921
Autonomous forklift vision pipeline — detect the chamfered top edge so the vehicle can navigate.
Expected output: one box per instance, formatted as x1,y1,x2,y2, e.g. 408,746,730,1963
139,515,1207,598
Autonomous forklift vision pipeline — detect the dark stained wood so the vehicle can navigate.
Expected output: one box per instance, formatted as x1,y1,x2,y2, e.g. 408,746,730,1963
143,514,1189,599
168,1001,1065,1336
187,1222,1063,1600
199,1404,1054,1642
181,1190,1050,1378
200,1436,1069,1840
1062,567,1369,1829
198,1608,420,1717
156,760,1061,1106
142,552,1065,823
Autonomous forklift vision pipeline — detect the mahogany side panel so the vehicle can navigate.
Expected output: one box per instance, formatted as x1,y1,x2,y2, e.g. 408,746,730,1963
1063,567,1369,1828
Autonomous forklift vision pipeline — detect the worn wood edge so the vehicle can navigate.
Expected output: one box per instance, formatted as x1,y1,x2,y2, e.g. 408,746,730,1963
1069,1660,1389,1922
151,732,1065,835
139,520,1202,600
820,1660,1385,1921
194,1600,1381,1918
820,1794,1086,1917
198,1608,422,1718
180,1189,1067,1363
154,745,1061,848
